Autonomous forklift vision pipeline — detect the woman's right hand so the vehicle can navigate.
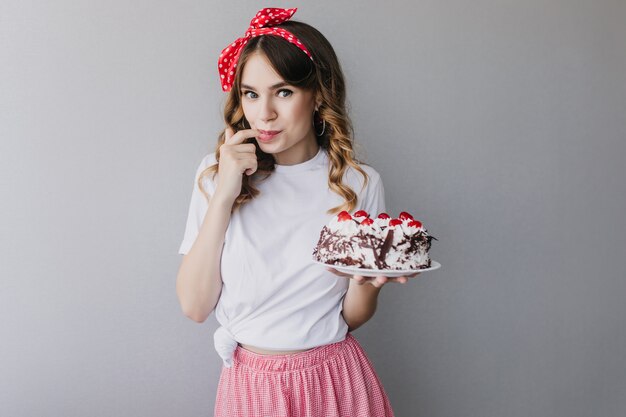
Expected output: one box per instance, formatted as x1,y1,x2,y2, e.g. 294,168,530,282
214,127,260,205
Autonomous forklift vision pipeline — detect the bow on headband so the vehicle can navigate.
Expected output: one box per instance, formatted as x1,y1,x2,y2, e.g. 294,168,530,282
217,7,314,92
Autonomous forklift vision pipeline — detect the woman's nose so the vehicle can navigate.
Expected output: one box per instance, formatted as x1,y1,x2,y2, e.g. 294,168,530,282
258,98,277,122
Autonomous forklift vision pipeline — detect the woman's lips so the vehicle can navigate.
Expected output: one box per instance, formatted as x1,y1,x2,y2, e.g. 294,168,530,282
257,130,281,142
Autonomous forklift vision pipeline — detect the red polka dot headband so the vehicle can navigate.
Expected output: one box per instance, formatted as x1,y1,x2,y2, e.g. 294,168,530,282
217,7,314,92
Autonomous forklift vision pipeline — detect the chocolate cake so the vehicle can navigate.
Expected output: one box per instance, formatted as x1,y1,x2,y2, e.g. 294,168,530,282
312,210,437,270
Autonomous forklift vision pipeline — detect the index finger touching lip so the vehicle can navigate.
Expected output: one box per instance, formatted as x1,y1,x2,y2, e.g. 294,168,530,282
226,127,260,145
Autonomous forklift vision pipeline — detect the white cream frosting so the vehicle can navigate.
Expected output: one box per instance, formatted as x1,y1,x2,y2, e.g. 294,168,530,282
315,212,432,270
353,213,369,223
374,217,390,228
358,220,384,239
328,217,359,235
401,220,425,236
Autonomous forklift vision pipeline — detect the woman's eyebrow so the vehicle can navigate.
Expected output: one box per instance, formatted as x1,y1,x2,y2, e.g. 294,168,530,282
240,82,291,90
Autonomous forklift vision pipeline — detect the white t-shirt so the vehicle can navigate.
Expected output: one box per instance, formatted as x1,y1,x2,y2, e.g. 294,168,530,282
178,147,386,366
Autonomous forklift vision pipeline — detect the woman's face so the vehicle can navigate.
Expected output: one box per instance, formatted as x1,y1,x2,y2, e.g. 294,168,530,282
239,52,321,165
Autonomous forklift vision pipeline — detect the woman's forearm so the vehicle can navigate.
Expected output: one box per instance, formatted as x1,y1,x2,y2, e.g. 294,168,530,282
341,281,382,331
176,194,233,323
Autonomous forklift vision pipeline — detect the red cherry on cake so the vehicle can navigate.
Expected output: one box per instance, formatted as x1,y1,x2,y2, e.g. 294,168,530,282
389,219,403,227
377,213,391,219
354,210,369,218
361,218,374,226
408,220,423,228
399,211,414,221
337,211,352,222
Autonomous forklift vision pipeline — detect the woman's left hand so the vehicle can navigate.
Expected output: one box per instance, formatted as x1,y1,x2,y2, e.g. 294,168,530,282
326,267,420,288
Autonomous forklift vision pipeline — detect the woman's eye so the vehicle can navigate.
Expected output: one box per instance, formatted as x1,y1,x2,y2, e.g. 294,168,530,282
242,91,258,99
277,89,293,97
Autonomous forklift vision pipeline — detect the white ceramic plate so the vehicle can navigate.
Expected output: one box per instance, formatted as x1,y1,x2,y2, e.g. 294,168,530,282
314,260,441,277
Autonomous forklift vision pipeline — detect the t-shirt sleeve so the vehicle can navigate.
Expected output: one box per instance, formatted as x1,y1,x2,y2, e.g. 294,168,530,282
177,153,218,255
360,170,386,216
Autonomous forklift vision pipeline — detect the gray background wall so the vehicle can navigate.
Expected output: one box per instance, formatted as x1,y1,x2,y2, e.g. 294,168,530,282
1,0,625,416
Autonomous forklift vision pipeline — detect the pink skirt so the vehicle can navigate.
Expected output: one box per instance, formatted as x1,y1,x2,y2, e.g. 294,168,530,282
214,333,394,417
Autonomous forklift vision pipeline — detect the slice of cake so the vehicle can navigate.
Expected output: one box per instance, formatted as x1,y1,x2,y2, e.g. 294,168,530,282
312,210,437,270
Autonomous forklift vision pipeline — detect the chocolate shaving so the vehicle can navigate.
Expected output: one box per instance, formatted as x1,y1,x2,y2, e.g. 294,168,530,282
313,223,437,270
378,229,394,268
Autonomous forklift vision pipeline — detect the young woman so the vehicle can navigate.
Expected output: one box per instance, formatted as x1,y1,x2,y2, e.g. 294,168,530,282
176,8,419,416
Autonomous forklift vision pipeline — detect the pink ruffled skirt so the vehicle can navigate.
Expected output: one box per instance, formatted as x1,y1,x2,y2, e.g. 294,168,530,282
214,333,394,416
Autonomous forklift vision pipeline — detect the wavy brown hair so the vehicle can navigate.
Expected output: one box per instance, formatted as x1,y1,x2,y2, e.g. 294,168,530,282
199,19,370,215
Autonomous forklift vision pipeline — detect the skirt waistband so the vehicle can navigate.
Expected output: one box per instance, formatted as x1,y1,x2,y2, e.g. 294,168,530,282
232,334,353,372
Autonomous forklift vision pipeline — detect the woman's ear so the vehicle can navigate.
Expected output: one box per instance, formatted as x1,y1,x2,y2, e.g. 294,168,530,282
315,94,322,111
